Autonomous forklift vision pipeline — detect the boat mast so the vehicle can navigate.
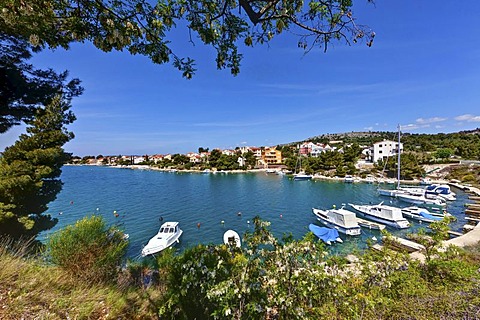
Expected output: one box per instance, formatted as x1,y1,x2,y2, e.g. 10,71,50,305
397,124,401,189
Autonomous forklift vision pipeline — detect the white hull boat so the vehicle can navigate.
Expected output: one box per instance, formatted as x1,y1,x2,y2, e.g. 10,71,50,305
396,192,446,207
293,172,313,180
400,206,447,223
425,184,456,201
141,222,183,256
349,202,410,229
312,207,361,236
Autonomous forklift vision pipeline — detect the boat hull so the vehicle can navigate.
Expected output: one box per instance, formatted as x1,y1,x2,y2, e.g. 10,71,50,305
312,208,361,236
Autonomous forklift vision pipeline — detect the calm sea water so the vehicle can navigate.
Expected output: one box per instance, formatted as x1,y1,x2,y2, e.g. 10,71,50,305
39,165,470,258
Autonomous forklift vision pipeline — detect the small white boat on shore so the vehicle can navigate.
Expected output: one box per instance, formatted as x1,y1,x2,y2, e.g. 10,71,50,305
312,207,361,236
349,202,410,229
344,175,354,183
223,229,241,247
141,222,183,257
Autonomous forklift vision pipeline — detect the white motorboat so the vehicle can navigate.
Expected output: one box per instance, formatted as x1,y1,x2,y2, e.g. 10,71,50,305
293,172,313,180
349,202,410,229
396,192,446,207
400,206,447,223
141,222,183,256
344,175,354,183
425,184,456,201
312,207,361,236
223,229,241,247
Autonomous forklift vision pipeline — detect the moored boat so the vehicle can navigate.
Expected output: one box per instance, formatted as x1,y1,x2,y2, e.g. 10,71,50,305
141,222,183,256
425,184,456,201
349,202,410,229
400,206,446,223
308,223,343,245
293,172,313,180
312,207,361,236
396,192,446,207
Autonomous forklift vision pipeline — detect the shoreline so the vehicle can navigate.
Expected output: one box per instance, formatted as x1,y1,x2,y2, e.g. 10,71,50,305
67,163,453,186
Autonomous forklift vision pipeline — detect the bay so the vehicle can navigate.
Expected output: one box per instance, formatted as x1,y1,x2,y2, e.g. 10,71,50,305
39,165,470,258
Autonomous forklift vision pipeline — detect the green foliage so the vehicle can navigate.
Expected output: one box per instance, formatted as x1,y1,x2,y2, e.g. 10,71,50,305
47,215,128,283
0,95,76,238
0,34,82,133
1,0,374,78
435,147,453,159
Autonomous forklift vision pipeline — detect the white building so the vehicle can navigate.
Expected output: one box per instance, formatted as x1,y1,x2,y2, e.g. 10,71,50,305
371,140,403,163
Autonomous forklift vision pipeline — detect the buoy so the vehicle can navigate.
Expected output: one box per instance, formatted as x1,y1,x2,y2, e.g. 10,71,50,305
247,220,250,224
237,211,242,216
96,208,99,211
70,201,74,205
372,236,377,241
159,216,163,221
280,214,283,218
59,211,63,215
197,223,201,229
333,205,336,209
221,220,225,224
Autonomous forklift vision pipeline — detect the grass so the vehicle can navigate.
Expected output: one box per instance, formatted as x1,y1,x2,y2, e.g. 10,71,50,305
1,232,480,319
0,237,162,319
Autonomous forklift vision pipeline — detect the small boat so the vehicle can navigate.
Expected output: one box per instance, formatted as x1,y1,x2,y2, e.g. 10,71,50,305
223,229,241,247
141,222,183,257
349,202,410,229
425,184,456,201
312,207,361,236
344,175,354,183
396,192,446,207
308,224,343,245
365,175,376,184
293,172,313,181
400,206,446,223
356,217,386,230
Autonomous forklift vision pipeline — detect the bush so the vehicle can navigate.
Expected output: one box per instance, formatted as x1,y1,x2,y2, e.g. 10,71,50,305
46,215,128,283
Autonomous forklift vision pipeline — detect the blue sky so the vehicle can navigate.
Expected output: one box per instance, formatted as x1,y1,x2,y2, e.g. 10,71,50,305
2,1,480,156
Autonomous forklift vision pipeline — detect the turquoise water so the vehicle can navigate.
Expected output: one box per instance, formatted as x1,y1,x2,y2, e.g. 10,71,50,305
39,166,470,258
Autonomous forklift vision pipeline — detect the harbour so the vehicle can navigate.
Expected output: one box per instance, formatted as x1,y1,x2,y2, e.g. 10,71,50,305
40,165,473,258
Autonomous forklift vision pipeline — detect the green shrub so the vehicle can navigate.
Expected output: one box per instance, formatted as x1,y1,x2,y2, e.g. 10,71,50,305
46,215,128,283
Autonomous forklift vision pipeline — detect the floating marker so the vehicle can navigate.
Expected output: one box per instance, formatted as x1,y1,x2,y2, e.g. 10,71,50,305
221,220,225,224
197,223,201,229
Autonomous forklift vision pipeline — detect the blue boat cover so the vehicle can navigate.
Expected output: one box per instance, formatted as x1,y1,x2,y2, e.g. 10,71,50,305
419,211,443,221
309,224,340,243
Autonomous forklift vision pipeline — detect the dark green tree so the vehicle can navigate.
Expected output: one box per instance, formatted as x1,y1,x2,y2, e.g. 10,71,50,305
1,0,375,78
0,34,82,133
0,95,76,238
243,151,257,169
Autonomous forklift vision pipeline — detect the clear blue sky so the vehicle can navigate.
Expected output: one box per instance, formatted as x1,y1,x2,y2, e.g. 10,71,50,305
2,1,480,156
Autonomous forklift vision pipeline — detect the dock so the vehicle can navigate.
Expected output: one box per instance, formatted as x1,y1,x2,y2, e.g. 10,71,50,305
356,217,386,230
385,236,425,253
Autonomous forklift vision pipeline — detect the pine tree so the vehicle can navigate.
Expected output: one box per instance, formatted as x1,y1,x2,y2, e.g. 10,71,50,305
0,95,75,238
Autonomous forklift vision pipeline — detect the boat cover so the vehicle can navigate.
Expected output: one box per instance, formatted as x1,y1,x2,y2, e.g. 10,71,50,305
419,211,443,221
309,224,340,243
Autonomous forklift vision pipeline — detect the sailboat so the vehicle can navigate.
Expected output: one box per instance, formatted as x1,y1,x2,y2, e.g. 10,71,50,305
377,125,447,209
293,147,312,181
377,124,405,197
